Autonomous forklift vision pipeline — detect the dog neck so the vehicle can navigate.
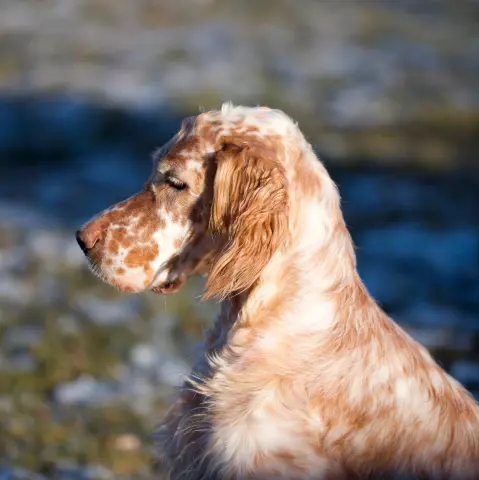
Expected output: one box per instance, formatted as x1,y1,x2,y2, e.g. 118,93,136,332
204,189,370,360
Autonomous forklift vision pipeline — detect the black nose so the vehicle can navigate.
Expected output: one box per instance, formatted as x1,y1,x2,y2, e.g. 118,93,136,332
75,230,89,255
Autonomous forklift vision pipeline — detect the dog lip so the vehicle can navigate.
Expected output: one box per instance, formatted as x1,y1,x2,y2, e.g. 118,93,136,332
84,244,105,266
151,276,186,295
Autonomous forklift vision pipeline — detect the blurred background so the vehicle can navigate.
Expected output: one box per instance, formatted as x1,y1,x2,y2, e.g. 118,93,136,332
0,0,478,478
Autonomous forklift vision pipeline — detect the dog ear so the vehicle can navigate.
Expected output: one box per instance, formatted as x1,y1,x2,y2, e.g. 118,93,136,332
205,137,288,300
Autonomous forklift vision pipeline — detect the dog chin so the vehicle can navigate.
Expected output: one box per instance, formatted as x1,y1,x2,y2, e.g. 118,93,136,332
108,277,147,294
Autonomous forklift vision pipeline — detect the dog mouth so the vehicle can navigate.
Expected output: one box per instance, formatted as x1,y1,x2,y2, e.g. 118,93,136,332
81,245,187,295
150,276,186,295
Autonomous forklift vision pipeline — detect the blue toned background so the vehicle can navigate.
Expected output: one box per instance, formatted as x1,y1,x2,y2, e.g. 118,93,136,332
0,1,478,478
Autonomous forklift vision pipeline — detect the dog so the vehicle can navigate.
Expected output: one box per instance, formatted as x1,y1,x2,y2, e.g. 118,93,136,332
76,104,479,479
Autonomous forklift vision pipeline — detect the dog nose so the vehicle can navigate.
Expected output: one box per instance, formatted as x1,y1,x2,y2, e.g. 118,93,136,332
75,224,103,254
75,230,89,254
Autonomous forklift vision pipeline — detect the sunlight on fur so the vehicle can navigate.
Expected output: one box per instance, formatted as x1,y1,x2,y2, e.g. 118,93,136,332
77,104,479,480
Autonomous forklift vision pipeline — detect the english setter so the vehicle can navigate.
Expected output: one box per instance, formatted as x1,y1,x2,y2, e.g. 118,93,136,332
76,104,479,479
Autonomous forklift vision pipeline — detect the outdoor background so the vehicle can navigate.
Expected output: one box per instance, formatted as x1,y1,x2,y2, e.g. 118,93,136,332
1,1,478,478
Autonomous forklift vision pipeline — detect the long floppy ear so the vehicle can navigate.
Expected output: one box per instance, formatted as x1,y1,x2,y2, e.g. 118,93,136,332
205,138,288,300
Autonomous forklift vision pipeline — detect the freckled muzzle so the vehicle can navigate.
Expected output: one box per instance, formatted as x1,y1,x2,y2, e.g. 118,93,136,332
75,190,172,294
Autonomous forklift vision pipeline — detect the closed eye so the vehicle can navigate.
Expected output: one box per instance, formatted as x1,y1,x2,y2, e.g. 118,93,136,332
166,177,187,191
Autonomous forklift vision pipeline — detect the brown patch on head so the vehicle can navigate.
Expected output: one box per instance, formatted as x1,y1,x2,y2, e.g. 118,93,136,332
123,235,134,248
134,211,160,245
108,240,119,255
167,135,202,163
116,267,125,275
114,227,136,249
195,116,223,147
190,203,206,225
137,214,150,231
115,227,127,240
191,171,202,193
142,265,155,288
124,244,159,269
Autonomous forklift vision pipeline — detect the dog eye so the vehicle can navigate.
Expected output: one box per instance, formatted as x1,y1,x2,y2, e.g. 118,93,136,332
166,177,187,191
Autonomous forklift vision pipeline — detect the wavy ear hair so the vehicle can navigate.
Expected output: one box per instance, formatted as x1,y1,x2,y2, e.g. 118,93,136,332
205,137,289,300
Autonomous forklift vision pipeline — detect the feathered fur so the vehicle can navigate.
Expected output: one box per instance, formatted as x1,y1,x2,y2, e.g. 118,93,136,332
77,104,479,480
